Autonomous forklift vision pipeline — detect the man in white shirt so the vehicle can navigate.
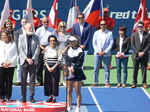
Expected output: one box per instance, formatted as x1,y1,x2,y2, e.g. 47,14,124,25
91,20,113,87
35,16,56,86
131,21,150,88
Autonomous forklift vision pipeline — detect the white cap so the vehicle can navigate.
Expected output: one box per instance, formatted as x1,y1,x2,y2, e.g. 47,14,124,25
69,36,78,41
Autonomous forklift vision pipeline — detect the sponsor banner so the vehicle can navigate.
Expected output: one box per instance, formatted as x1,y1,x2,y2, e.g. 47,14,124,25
0,0,150,54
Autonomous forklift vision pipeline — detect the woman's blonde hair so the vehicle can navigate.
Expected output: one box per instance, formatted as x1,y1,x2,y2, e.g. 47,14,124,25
58,21,66,32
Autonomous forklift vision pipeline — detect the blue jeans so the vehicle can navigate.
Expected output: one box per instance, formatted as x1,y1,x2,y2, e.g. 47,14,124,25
93,55,110,84
116,57,128,84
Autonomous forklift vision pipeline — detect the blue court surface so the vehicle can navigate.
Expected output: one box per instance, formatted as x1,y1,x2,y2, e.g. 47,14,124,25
11,87,150,112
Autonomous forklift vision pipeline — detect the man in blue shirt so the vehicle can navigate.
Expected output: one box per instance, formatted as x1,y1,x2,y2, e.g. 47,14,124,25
91,20,113,87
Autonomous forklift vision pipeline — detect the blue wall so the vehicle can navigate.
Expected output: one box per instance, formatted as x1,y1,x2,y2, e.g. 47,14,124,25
0,0,150,54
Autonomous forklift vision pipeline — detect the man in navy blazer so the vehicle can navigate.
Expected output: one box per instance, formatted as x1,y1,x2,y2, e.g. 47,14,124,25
72,12,92,69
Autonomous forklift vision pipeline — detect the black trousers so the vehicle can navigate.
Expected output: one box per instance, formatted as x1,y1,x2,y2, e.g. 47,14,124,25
36,53,44,84
0,67,15,99
132,59,147,85
21,62,36,97
44,66,60,97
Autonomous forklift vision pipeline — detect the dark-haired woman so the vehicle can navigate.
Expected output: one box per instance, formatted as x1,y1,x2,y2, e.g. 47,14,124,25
0,30,17,102
44,35,62,103
113,26,131,88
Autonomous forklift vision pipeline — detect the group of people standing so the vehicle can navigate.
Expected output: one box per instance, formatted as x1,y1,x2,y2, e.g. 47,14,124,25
0,7,150,112
0,9,90,112
91,8,150,90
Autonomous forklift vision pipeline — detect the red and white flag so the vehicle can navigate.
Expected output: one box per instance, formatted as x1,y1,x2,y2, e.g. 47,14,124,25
48,0,58,30
0,0,10,30
26,0,34,29
66,0,78,33
83,0,102,28
132,0,147,33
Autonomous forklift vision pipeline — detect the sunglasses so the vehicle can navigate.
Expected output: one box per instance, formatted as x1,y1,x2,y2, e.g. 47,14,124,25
60,26,66,28
43,21,49,23
104,11,109,13
100,24,106,26
138,26,143,28
78,17,84,19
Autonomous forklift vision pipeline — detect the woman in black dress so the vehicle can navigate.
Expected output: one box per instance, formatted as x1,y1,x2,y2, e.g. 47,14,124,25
66,35,86,112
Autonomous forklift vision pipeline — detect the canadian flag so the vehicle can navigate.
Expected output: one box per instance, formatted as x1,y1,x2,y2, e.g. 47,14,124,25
66,0,78,33
132,0,147,33
48,0,59,30
0,0,10,30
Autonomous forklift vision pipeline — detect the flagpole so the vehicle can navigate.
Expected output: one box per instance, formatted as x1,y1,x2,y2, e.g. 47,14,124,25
0,0,10,30
101,0,104,20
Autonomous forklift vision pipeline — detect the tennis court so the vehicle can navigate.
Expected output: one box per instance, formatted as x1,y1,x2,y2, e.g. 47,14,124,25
10,55,150,112
8,86,150,112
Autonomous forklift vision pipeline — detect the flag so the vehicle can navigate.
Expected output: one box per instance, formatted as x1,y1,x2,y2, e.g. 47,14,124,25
83,0,102,28
66,0,77,33
0,0,10,30
26,0,34,29
48,0,58,30
132,0,147,33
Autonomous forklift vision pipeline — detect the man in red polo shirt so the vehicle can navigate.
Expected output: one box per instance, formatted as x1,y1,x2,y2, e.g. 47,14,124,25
96,8,115,31
144,15,150,69
8,10,17,30
96,8,115,69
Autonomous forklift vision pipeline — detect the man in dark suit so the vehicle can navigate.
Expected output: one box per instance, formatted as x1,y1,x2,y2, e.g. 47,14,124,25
131,21,150,88
72,12,92,66
18,23,40,102
72,12,92,86
14,18,30,86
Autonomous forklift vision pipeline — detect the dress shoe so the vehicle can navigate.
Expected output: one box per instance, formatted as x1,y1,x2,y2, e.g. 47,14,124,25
27,83,30,86
0,99,4,103
36,83,43,86
46,97,53,102
99,64,103,69
82,82,84,86
116,84,122,87
131,84,136,88
122,84,126,88
105,84,111,87
91,84,98,87
52,98,56,103
146,65,150,70
21,98,26,103
6,99,10,103
110,65,113,69
15,82,21,86
142,84,148,88
30,97,35,103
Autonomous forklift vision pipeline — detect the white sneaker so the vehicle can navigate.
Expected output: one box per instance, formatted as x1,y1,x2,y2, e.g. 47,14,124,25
75,108,80,112
63,82,66,86
67,107,72,112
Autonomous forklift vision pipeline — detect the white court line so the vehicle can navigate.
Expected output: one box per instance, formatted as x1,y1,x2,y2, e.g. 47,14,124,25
141,87,150,99
88,87,103,112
